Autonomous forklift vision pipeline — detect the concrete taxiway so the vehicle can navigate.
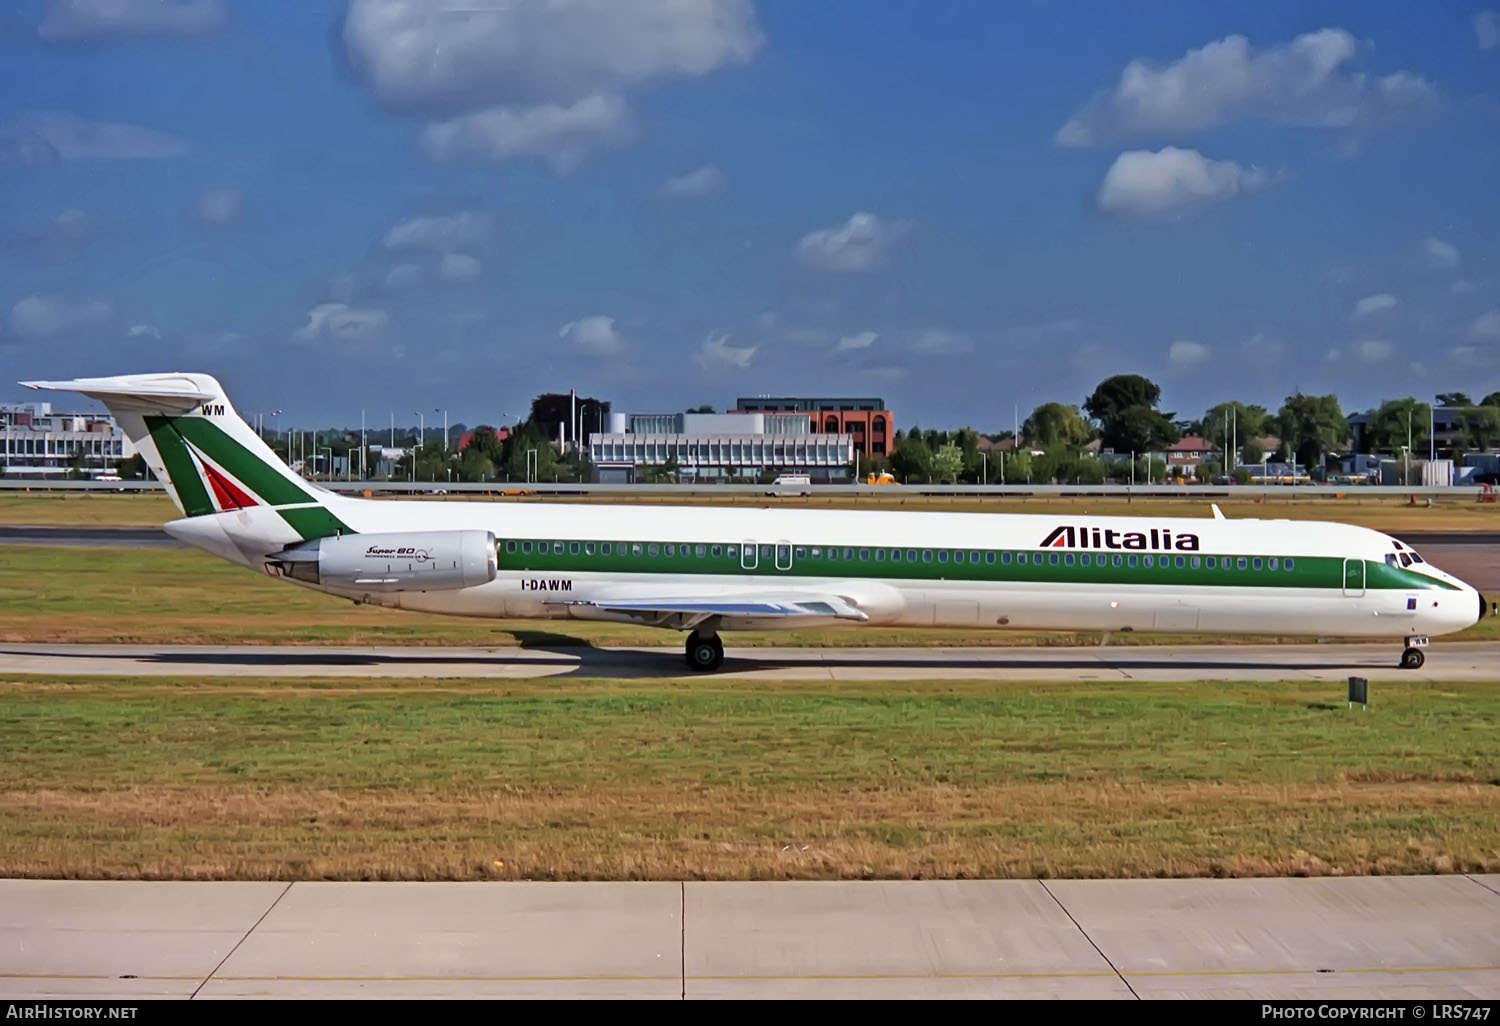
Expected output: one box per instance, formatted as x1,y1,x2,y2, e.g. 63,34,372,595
1,640,1497,681
2,877,1498,999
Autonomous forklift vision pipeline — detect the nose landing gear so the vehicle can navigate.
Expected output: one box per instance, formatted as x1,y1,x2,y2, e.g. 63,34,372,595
1399,635,1428,670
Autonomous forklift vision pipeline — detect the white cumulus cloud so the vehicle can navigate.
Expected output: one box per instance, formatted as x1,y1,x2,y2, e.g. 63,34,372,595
9,293,113,340
1168,340,1211,366
911,328,968,354
292,302,389,343
420,93,629,171
1420,236,1460,270
194,188,241,224
1096,147,1271,216
126,323,161,340
1478,11,1500,50
438,253,481,281
1350,293,1397,319
383,211,488,252
341,0,762,112
1057,28,1437,145
39,0,228,40
1354,339,1394,362
559,315,624,356
1451,280,1475,296
662,163,725,197
1469,311,1500,340
835,331,878,353
694,331,755,370
384,263,422,290
796,212,901,272
3,111,188,162
342,0,761,170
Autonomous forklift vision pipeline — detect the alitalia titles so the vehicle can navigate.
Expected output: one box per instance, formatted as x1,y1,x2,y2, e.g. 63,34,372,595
1040,525,1200,552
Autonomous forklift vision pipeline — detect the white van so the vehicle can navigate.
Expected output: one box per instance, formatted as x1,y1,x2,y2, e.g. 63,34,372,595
767,473,811,496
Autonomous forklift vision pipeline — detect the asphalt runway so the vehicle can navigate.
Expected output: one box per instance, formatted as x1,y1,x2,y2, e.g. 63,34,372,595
3,877,1497,999
2,640,1497,680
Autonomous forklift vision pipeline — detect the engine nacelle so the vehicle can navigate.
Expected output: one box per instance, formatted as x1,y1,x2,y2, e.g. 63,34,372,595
271,530,497,592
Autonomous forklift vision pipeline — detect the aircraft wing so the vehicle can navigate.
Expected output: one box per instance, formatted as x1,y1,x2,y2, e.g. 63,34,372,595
546,591,869,629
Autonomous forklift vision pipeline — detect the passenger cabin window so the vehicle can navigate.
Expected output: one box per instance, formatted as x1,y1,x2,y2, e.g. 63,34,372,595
505,541,516,553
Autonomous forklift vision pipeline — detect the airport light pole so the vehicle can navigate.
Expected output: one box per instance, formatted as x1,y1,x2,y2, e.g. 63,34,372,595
981,451,987,485
436,408,447,452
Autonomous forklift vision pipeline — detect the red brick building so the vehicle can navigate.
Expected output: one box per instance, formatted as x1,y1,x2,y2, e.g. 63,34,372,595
733,397,894,459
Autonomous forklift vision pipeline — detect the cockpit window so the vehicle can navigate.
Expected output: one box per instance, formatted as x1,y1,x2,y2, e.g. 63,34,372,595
1400,553,1412,567
1386,554,1399,566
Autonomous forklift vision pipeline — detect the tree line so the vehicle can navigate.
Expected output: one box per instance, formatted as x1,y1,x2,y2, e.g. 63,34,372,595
876,375,1500,485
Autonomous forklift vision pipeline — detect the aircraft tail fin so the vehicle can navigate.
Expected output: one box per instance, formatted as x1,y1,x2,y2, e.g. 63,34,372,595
20,372,351,538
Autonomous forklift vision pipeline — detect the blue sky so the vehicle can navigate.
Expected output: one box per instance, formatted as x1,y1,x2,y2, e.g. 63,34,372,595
2,0,1498,433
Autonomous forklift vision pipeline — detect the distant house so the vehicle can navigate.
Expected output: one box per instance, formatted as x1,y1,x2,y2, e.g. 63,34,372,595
457,426,510,451
1166,436,1219,476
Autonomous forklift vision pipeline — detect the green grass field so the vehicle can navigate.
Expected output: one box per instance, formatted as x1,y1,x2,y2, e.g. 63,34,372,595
2,544,1494,645
1,674,1496,881
3,488,1500,530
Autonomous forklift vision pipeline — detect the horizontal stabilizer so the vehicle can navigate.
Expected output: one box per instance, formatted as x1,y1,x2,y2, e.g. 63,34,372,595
20,373,217,414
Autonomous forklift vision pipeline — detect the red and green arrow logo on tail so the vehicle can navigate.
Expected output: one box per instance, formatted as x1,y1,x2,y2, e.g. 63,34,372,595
145,415,351,540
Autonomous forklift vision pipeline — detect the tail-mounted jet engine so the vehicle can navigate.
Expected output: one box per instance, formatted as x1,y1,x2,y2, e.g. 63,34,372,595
269,530,497,591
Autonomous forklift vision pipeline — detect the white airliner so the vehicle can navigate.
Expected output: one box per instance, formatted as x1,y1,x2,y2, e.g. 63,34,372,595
22,372,1487,672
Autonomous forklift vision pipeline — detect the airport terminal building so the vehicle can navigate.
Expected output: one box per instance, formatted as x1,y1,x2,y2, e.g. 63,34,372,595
0,402,134,477
589,410,856,484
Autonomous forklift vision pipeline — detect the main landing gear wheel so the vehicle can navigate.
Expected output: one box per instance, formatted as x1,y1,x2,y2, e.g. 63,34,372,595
685,632,724,673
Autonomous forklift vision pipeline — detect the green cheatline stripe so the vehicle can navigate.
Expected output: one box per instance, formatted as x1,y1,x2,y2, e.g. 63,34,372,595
278,505,352,541
171,416,313,507
499,539,1457,591
145,417,213,517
